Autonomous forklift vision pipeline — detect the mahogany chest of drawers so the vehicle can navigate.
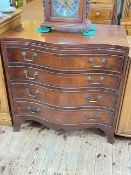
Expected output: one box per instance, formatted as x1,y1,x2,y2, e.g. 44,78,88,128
0,21,130,143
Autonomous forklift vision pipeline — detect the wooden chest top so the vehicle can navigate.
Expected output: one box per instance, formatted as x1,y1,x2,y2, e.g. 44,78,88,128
0,20,129,48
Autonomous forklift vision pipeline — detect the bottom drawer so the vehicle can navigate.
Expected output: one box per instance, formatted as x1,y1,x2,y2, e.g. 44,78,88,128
13,101,114,126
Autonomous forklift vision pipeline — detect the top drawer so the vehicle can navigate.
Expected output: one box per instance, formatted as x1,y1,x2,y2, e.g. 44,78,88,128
6,48,123,73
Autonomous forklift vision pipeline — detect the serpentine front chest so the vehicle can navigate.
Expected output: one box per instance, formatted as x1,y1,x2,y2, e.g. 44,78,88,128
0,20,129,143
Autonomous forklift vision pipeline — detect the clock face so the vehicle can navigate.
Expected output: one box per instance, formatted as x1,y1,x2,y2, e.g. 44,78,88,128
51,0,80,20
54,0,80,17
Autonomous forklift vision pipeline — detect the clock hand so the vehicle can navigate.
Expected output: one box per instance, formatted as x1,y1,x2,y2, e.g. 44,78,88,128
63,0,73,8
61,0,74,14
67,4,73,11
59,0,67,8
63,0,69,6
65,2,75,12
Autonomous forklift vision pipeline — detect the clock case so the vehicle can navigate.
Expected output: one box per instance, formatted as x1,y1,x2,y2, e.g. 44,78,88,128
41,0,90,33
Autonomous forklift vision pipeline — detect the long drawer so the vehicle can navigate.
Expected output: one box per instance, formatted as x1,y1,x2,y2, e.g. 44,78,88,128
11,83,117,110
8,66,120,90
13,101,114,126
6,48,123,73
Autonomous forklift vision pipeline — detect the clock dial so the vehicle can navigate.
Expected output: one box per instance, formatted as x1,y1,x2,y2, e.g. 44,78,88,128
51,0,80,19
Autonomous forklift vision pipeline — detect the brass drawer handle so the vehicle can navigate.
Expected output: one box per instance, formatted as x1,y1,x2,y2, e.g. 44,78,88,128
26,88,39,98
88,58,107,68
21,51,37,62
85,96,102,103
27,106,40,114
83,112,100,120
23,70,38,80
87,76,105,85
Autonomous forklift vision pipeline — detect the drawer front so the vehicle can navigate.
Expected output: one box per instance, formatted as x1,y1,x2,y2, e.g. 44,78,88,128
7,48,123,73
46,90,117,110
62,55,123,73
11,83,117,109
11,83,47,101
90,7,112,20
9,67,120,90
7,48,63,69
91,0,113,3
14,101,114,126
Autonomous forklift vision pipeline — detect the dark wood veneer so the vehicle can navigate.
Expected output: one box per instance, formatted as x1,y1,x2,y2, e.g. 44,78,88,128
6,48,124,73
14,101,114,126
9,66,120,89
11,83,117,109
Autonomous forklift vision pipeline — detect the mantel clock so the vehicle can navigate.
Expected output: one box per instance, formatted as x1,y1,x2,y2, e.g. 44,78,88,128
41,0,90,32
